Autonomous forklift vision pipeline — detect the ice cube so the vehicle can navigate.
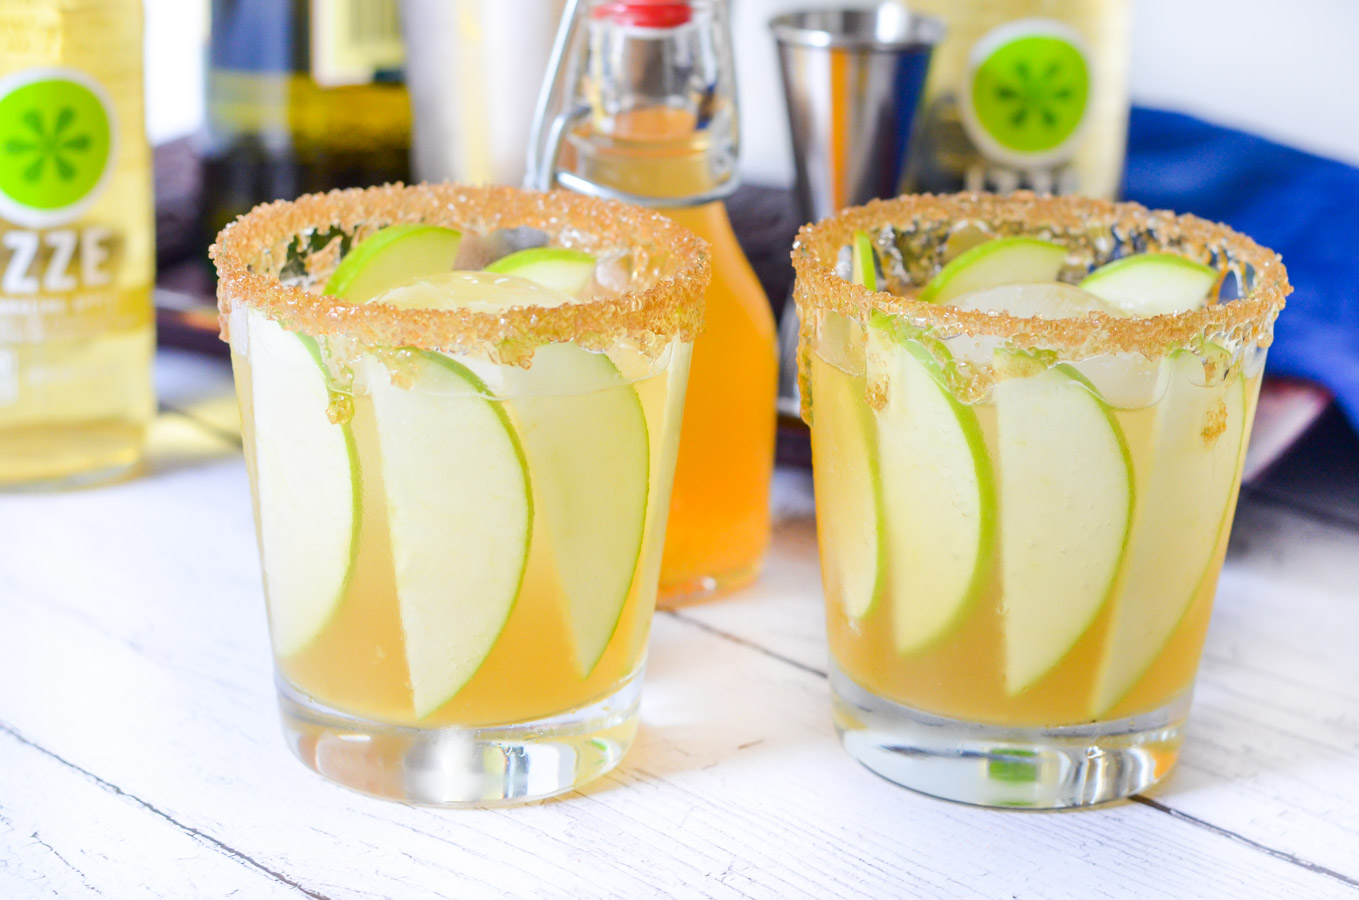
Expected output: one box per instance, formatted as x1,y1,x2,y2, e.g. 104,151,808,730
1071,353,1171,410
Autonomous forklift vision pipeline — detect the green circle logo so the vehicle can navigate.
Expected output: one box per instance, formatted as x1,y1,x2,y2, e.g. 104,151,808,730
0,69,114,226
963,21,1090,166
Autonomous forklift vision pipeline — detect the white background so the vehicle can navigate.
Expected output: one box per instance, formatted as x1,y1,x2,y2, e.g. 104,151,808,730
144,0,1359,180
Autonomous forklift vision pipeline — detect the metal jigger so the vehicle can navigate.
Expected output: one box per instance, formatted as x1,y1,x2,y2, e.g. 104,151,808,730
770,6,942,418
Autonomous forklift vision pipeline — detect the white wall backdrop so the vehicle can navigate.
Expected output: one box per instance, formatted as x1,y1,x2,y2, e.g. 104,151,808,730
1126,0,1359,165
143,0,207,146
143,0,1359,180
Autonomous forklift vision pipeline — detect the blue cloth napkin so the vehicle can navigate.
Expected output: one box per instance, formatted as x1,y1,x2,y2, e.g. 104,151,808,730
1123,107,1359,425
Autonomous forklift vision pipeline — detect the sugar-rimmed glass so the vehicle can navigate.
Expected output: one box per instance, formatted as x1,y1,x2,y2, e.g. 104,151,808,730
212,184,707,805
793,192,1289,808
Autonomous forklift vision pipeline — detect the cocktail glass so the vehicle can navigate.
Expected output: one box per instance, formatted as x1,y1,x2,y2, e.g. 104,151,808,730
792,192,1289,808
212,184,707,805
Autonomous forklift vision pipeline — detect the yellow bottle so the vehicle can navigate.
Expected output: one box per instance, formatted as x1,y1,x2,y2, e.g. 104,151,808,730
541,0,777,601
0,0,155,487
901,0,1132,198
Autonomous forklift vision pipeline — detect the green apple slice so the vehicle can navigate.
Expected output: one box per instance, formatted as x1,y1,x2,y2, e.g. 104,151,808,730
918,237,1066,305
867,318,996,652
623,339,692,662
324,224,463,300
994,359,1133,694
493,250,649,677
851,230,878,291
1079,253,1220,317
366,352,532,719
250,220,464,660
1091,352,1248,714
818,231,875,375
809,231,883,618
247,310,359,657
505,344,650,676
809,351,883,619
363,253,649,681
485,247,597,297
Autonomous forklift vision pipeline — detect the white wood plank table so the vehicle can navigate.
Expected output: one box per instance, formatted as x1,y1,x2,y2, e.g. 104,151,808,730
3,348,1358,899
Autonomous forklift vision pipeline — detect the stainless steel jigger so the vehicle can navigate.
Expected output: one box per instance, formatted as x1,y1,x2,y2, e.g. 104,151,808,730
770,6,942,418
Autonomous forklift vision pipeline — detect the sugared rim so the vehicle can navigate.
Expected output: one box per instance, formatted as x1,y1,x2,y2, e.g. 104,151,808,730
791,191,1291,358
210,183,710,361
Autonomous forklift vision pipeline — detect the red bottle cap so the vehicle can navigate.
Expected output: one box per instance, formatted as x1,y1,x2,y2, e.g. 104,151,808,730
592,0,692,28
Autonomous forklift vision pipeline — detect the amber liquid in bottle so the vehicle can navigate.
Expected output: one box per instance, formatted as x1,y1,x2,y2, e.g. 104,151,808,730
557,4,777,600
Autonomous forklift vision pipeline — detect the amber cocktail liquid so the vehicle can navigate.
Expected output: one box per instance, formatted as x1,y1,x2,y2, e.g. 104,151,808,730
213,184,707,805
794,193,1289,808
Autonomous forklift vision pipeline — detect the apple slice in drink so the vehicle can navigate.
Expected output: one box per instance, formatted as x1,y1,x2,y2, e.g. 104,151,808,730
810,233,886,618
326,224,464,301
622,339,693,661
1091,351,1248,715
810,351,883,619
329,227,538,718
364,352,533,718
507,344,650,676
851,230,878,291
246,310,360,658
248,225,465,659
867,317,996,653
942,280,1135,690
1079,253,1220,317
486,247,597,296
993,357,1134,694
918,236,1066,304
378,257,653,678
487,253,652,676
950,281,1177,411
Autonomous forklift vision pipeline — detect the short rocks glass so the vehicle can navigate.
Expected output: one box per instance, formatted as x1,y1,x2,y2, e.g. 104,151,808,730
212,184,707,805
792,192,1289,808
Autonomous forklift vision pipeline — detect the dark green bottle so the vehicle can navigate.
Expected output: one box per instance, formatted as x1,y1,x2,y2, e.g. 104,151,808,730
201,0,412,241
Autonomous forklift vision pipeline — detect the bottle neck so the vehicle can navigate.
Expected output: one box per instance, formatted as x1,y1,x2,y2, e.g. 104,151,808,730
558,105,736,207
542,0,739,207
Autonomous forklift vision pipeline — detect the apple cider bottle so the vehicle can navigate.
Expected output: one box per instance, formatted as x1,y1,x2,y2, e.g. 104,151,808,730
0,0,156,487
530,0,778,603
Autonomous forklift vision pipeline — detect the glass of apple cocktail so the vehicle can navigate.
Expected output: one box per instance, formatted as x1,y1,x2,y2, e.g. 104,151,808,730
793,192,1289,808
212,184,707,805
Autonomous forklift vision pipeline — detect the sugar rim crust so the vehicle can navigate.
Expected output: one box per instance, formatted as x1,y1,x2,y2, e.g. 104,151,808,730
791,191,1291,359
211,183,710,360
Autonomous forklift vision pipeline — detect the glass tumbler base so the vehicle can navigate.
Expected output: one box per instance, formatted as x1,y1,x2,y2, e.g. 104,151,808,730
277,668,642,807
830,663,1189,809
